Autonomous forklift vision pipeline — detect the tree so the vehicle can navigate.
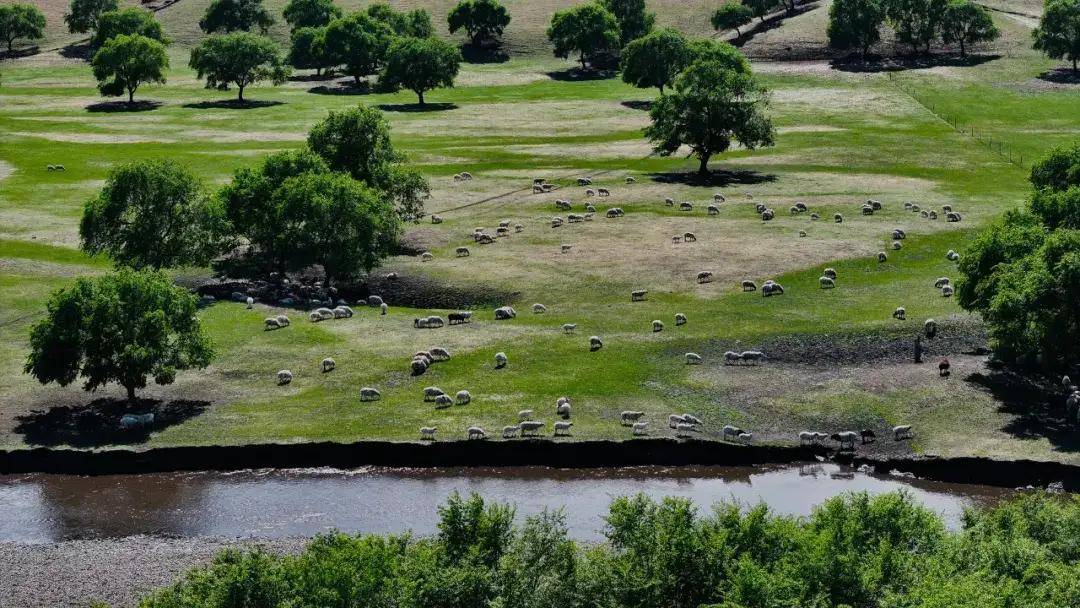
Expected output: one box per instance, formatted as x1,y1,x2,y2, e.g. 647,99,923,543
380,36,461,105
288,26,330,75
199,0,275,34
686,38,751,73
620,28,689,93
547,3,621,70
645,59,775,176
366,3,434,38
447,0,511,48
80,159,226,269
323,12,394,83
89,8,167,52
24,268,214,402
827,0,886,58
65,0,117,34
189,33,290,102
885,0,947,53
940,0,998,56
282,0,340,31
712,3,754,38
91,34,169,103
744,0,782,22
600,0,655,46
1032,0,1080,73
0,4,46,53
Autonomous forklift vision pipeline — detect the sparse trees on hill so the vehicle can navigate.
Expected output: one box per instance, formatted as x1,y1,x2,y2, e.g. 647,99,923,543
199,0,275,34
447,0,511,48
940,0,998,57
282,0,340,31
288,26,330,75
91,33,169,103
380,36,461,105
619,27,689,93
712,2,754,38
0,3,46,53
885,0,947,53
24,268,214,402
744,0,782,23
600,0,655,46
323,12,394,83
827,0,886,58
65,0,117,34
1032,0,1080,73
90,8,167,52
366,2,434,38
547,3,621,69
189,32,289,102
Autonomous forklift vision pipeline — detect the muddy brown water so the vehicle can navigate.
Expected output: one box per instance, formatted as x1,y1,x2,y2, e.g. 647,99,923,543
0,464,1016,543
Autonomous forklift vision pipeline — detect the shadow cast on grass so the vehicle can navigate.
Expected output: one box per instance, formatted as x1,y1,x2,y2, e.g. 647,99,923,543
1037,67,1080,85
461,44,510,64
86,100,164,113
376,102,458,113
58,42,90,60
621,100,652,111
730,2,821,48
182,99,285,110
308,81,373,95
965,369,1080,453
649,168,778,187
14,397,211,448
830,53,1001,73
546,67,618,82
2,45,41,59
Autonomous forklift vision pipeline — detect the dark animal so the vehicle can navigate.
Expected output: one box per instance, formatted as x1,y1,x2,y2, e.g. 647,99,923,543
860,429,876,443
938,358,951,377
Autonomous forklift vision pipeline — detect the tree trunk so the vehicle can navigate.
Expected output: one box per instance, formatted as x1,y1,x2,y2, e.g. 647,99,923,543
735,26,741,37
128,87,135,103
238,84,245,102
126,384,137,402
1074,58,1078,73
316,67,322,77
417,89,425,105
959,39,966,58
580,52,587,70
697,154,711,177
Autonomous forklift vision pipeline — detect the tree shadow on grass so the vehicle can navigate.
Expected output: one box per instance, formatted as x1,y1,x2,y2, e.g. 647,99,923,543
308,81,373,95
649,168,778,187
830,53,1001,73
1037,67,1080,85
376,102,458,113
460,44,510,64
729,2,820,48
182,99,285,110
86,100,164,113
289,72,337,83
621,100,652,111
965,369,1080,453
14,397,211,448
2,45,41,60
58,42,90,60
546,67,617,82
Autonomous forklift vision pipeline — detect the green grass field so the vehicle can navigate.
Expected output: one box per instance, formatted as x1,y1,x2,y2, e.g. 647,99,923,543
1,0,1078,461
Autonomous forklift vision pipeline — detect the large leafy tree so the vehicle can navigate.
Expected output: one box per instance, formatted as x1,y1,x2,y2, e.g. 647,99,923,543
288,26,330,75
24,268,214,402
1032,0,1080,73
686,38,751,72
323,12,394,83
645,59,775,176
91,34,169,103
620,27,689,93
828,0,886,58
940,0,998,57
886,0,947,53
65,0,117,34
712,2,754,38
958,143,1080,370
89,8,167,52
199,0,275,34
744,0,782,22
366,2,434,38
600,0,655,46
547,3,621,69
380,36,462,105
0,3,46,53
447,0,511,48
189,32,290,102
80,159,226,269
282,0,340,31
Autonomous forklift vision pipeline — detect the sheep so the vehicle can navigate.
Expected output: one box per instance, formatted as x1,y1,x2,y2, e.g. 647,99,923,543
455,390,471,405
625,176,637,184
791,206,802,215
562,323,577,334
334,305,354,318
519,409,534,421
434,394,453,408
555,199,572,211
742,280,757,292
431,215,443,224
620,410,645,425
921,211,930,218
462,171,474,180
321,357,336,373
664,197,675,206
584,213,594,221
277,370,293,385
755,203,767,214
359,387,381,401
585,204,597,212
941,285,954,297
834,214,844,223
946,212,962,222
892,240,903,250
631,289,647,301
414,316,446,329
714,193,726,203
420,427,437,440
494,352,508,368
496,227,510,237
737,432,753,444
724,351,742,365
929,210,938,220
946,250,960,261
829,431,857,450
309,311,324,323
368,296,384,308
532,185,545,194
652,320,664,332
942,204,953,213
762,282,785,297
605,208,622,218
870,200,883,210
589,336,603,351
823,268,837,279
878,252,888,263
680,202,693,211
722,425,743,440
1062,375,1072,388
265,317,284,330
682,413,703,425
448,311,472,325
934,277,951,288
520,420,545,436
904,202,914,210
938,358,951,377
597,188,611,197
477,233,495,244
502,425,519,439
495,306,517,320
385,272,399,282
499,220,511,229
893,425,913,440
672,235,682,244
697,271,714,284
683,232,697,242
532,303,547,314
860,429,877,443
799,230,807,238
556,402,571,419
632,421,649,436
381,302,388,316
314,307,335,320
246,296,255,309
423,386,445,402
740,351,765,365
567,215,583,223
561,244,573,253
761,209,775,221
276,315,290,326
862,205,874,216
708,205,719,215
515,223,524,233
893,307,907,320
578,177,592,186
911,204,921,212
414,351,434,366
892,229,907,240
799,431,820,445
468,426,487,440
421,252,434,262
819,276,836,289
585,189,596,197
669,414,688,428
924,319,938,339
676,423,697,438
429,347,451,362
556,395,570,408
551,217,565,228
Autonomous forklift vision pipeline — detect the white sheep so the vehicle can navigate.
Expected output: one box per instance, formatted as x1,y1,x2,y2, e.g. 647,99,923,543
359,387,381,401
431,215,443,224
578,177,592,186
597,188,610,197
502,425,519,439
533,303,547,314
632,421,648,436
878,252,888,263
742,280,757,292
724,351,742,365
519,409,534,421
799,230,807,237
625,176,636,184
515,223,524,233
411,358,429,375
834,213,844,223
620,410,645,425
495,306,517,320
680,202,693,211
652,320,664,333
430,347,451,361
675,422,697,438
334,305,354,318
934,277,951,288
321,358,336,373
761,209,775,221
456,246,470,257
893,306,906,320
669,414,687,428
799,431,815,445
468,426,487,440
434,394,453,408
941,285,954,297
824,268,837,279
892,240,903,250
520,420,545,436
456,390,471,405
561,244,572,253
893,425,913,440
675,313,687,326
585,189,596,197
697,271,714,284
714,193,726,202
381,302,388,315
631,289,647,301
556,402,571,419
245,296,254,309
276,315,290,326
420,426,437,440
892,229,906,240
562,323,577,334
682,413,702,425
737,432,753,444
265,317,283,330
664,197,675,206
819,276,835,289
762,283,785,297
589,336,603,351
495,352,508,368
722,425,742,440
423,387,445,402
554,421,573,436
277,370,293,385
686,352,702,365
924,319,937,338
421,252,434,262
740,351,765,365
946,249,960,261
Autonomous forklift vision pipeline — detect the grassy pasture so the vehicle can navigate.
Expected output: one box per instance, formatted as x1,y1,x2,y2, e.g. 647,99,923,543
1,1,1079,462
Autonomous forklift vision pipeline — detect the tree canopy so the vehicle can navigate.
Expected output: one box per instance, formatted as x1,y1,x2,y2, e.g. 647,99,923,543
0,3,46,53
199,0,275,34
380,36,462,105
645,58,774,176
600,0,655,46
366,2,435,38
89,8,167,52
323,12,394,83
80,159,226,269
91,33,169,103
65,0,117,34
189,32,289,102
282,0,340,31
885,0,947,53
940,0,998,56
686,38,751,73
1032,0,1080,73
828,0,886,57
447,0,511,48
547,3,621,69
712,2,754,38
619,27,689,93
24,268,214,402
287,26,330,74
744,0,782,22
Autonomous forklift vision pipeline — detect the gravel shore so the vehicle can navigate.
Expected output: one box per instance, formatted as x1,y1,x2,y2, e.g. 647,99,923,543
0,536,308,608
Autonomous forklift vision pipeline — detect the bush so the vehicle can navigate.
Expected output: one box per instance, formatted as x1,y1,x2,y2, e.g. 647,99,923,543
448,0,511,48
64,0,117,34
380,36,462,105
88,7,166,52
547,3,621,70
828,0,886,58
199,0,274,34
281,0,340,31
0,3,45,53
188,32,289,102
712,2,754,38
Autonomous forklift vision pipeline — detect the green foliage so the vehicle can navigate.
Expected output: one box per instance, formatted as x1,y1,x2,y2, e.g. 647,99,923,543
24,268,213,401
885,0,947,53
940,0,998,57
281,0,340,31
828,0,886,57
438,491,516,568
712,2,754,37
64,0,117,35
287,26,329,74
323,12,394,83
645,58,774,176
1031,141,1080,191
380,36,462,105
744,0,782,22
199,0,275,34
599,0,655,46
447,0,511,48
0,3,46,53
89,8,167,52
1033,0,1080,73
80,159,225,269
619,27,689,93
365,2,435,38
188,32,289,102
686,38,751,72
546,3,621,69
91,33,169,103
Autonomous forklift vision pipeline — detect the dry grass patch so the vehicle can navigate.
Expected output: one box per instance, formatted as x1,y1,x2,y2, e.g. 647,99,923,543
390,101,650,138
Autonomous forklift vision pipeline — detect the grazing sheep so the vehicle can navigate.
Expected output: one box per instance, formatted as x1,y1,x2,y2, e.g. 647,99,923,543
496,227,510,237
468,426,487,440
434,394,453,408
893,307,907,320
938,358,951,377
823,268,837,279
893,425,913,440
708,205,719,215
334,305,354,318
431,214,443,225
423,387,445,402
502,425,519,439
652,320,664,332
911,204,921,212
309,311,325,322
683,232,697,242
555,199,572,211
276,315,290,327
832,431,858,450
519,409,534,421
515,223,524,233
561,244,573,253
584,213,594,221
385,272,399,282
742,280,757,292
672,235,682,244
265,317,283,330
585,189,596,197
421,252,434,262
578,177,592,186
314,307,335,320
762,282,784,297
631,289,647,301
714,193,726,202
477,233,495,244
562,323,577,334
495,352,508,368
921,211,930,218
625,176,636,184
533,303,547,314
722,425,743,440
414,351,434,366
556,403,571,419
942,204,953,213
792,206,802,215
495,306,517,320
697,271,714,284
724,351,742,365
941,285,954,297
359,387,381,401
676,423,697,438
668,414,688,428
737,432,753,444
605,208,623,218
532,185,544,194
755,203,767,214
860,429,877,443
799,230,807,237
632,421,648,436
277,370,293,385
740,351,765,365
892,229,907,240
892,240,903,250
589,336,603,351
761,209,775,221
799,431,816,445
924,319,938,339
810,213,820,220
878,252,888,263
675,313,687,326
905,202,914,210
870,200,883,211
420,427,437,440
682,413,702,425
680,202,693,211
448,311,472,325
664,197,675,206
368,296,384,308
934,277,951,288
246,296,254,309
455,390,471,405
946,250,960,261
321,358,336,373
819,276,836,289
520,420,545,436
597,188,610,197
834,214,844,223
381,302,388,316
586,204,596,212
621,410,645,425
862,205,874,216
429,347,451,362
946,212,962,222
551,217,565,228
